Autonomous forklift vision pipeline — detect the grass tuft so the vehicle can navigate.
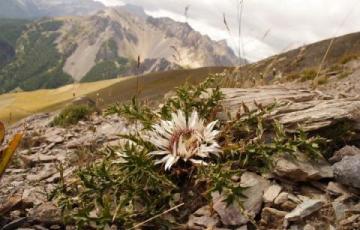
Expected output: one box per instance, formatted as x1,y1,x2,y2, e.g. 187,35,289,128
52,104,94,127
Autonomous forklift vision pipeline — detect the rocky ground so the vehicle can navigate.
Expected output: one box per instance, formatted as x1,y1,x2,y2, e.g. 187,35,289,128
0,112,131,229
1,86,360,229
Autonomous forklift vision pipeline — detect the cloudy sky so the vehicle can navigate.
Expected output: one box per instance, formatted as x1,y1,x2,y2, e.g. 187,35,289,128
96,0,360,62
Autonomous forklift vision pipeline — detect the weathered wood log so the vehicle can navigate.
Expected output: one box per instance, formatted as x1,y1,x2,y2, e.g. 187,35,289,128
220,87,360,132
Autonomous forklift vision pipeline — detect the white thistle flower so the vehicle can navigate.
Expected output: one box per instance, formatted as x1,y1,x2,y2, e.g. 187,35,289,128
147,110,221,170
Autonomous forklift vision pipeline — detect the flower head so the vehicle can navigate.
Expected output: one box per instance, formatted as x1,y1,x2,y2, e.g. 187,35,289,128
147,110,221,170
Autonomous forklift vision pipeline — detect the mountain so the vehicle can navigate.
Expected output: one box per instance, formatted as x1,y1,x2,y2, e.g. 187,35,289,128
237,31,360,89
0,0,105,19
0,6,240,93
2,30,360,123
0,19,30,68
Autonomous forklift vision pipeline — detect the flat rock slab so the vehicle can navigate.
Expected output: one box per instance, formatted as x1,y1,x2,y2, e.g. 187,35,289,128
285,199,324,222
220,87,360,132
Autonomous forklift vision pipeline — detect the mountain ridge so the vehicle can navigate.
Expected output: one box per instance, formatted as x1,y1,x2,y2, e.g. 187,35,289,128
0,0,105,19
0,6,240,93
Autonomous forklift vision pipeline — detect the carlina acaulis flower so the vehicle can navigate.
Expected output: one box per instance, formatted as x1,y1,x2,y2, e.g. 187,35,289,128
147,110,221,170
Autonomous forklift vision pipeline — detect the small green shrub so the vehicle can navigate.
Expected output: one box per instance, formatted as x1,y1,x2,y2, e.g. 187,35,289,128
286,73,300,81
328,64,343,73
300,69,317,82
317,76,328,85
52,104,93,127
340,54,358,65
337,70,352,80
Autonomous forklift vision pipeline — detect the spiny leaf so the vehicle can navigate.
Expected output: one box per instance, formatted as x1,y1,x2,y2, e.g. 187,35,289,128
0,133,23,178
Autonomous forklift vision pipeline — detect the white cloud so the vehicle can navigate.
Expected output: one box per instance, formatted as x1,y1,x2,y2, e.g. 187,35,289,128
96,0,360,61
94,0,124,7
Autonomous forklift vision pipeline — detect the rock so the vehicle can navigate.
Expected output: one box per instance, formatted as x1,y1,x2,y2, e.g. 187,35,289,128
187,206,220,230
29,202,61,224
22,187,48,207
326,182,351,197
1,217,28,230
20,153,64,167
221,88,360,133
46,167,75,183
66,132,105,149
339,214,360,229
45,128,65,144
187,214,219,229
284,199,324,222
239,172,270,217
0,195,22,215
332,195,360,222
332,200,351,221
259,207,287,230
274,192,289,205
96,122,124,141
263,184,282,203
281,201,298,211
333,155,360,189
329,145,360,163
212,192,248,226
303,224,316,230
212,172,270,226
273,154,333,181
26,164,58,182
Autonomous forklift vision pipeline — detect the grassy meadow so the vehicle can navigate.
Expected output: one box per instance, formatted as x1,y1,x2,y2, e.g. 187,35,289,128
0,67,229,125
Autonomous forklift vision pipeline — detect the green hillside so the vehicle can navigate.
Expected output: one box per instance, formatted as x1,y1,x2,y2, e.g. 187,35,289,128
0,19,73,93
0,19,29,67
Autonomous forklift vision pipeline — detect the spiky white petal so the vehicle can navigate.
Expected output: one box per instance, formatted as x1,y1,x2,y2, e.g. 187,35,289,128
148,110,221,170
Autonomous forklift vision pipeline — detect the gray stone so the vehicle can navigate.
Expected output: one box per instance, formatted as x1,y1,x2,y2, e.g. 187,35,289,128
329,145,360,163
212,191,248,226
326,182,350,196
339,214,360,228
259,207,287,229
2,217,28,230
332,200,351,221
239,172,270,216
22,187,48,206
45,128,65,144
274,192,289,205
96,122,124,140
187,206,220,230
303,224,316,230
284,199,324,222
20,153,64,167
29,202,61,224
274,154,333,181
263,184,282,203
212,172,270,226
26,164,57,182
333,155,360,189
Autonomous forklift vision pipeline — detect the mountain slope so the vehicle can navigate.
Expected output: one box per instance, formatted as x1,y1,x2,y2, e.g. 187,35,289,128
0,0,105,19
0,67,230,125
237,32,360,86
0,6,239,93
58,7,238,79
0,19,29,68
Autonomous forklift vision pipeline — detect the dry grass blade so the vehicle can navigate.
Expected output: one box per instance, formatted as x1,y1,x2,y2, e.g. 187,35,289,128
129,203,184,230
0,133,23,178
0,121,4,145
